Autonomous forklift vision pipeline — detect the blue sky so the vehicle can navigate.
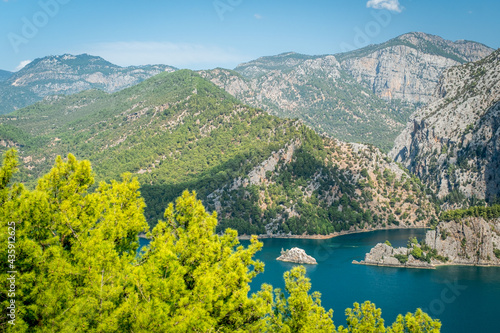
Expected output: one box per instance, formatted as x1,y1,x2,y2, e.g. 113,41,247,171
0,0,498,72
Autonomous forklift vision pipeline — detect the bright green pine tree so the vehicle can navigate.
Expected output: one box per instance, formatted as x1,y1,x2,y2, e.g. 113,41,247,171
0,149,441,332
266,266,335,332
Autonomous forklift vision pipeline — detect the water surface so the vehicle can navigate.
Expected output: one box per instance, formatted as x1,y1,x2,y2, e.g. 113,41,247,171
139,229,500,332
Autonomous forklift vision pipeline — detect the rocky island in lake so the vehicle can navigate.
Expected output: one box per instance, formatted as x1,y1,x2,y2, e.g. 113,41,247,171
354,206,500,268
277,247,318,265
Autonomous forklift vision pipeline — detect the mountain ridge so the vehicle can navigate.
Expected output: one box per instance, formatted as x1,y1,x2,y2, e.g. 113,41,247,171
0,54,177,114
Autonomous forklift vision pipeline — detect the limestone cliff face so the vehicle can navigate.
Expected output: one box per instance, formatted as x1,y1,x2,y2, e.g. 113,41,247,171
390,49,500,201
341,45,458,104
200,33,492,151
358,216,500,267
425,217,500,265
339,32,493,104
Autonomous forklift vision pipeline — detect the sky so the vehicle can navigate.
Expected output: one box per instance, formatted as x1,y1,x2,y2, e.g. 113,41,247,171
0,0,499,72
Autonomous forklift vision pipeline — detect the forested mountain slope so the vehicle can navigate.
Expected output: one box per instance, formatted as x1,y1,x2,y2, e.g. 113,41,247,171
200,59,414,152
0,70,437,234
0,70,12,82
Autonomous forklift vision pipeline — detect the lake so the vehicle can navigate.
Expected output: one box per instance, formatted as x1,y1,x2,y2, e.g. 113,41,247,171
139,229,500,332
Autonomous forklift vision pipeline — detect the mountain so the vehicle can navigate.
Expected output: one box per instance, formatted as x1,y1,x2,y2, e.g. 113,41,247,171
0,70,12,82
338,32,493,104
0,70,437,234
200,57,415,152
0,54,176,114
200,32,492,151
390,49,500,205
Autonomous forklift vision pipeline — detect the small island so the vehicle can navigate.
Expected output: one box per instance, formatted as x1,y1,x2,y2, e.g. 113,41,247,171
277,247,318,265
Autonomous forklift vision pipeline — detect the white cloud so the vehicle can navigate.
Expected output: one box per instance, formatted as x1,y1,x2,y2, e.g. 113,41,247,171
254,14,263,20
366,0,403,13
78,41,248,70
15,60,31,71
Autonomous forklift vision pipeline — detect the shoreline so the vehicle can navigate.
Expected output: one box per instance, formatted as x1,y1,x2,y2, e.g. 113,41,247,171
138,225,428,241
353,260,500,269
237,225,428,240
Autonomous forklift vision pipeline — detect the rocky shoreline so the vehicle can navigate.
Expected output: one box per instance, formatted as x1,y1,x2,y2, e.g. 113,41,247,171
355,216,500,269
276,247,317,265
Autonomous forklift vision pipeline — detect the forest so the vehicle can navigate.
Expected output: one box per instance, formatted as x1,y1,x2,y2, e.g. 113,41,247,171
0,149,441,332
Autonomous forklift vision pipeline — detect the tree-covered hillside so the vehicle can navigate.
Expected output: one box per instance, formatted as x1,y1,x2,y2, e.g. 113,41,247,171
201,61,415,152
0,70,436,234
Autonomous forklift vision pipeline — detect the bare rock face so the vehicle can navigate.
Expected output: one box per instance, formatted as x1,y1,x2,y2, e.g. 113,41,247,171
277,247,317,265
356,216,500,268
390,49,500,202
426,217,500,265
340,32,493,104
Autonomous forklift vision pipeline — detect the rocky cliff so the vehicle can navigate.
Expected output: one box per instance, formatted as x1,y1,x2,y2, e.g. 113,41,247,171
200,33,492,151
390,49,500,203
0,54,176,114
339,32,493,104
356,212,500,268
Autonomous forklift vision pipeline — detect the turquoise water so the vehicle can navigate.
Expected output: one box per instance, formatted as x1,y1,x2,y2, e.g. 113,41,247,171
139,229,500,332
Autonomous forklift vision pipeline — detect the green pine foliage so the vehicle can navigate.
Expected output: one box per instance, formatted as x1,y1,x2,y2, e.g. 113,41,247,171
0,150,441,332
440,205,500,221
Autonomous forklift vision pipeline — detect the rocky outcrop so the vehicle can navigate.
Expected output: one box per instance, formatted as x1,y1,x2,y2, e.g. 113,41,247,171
425,217,500,265
356,216,500,268
277,247,317,264
390,49,500,202
354,243,433,268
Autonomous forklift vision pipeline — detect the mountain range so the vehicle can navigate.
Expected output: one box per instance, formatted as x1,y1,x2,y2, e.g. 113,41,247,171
0,69,436,234
0,31,498,236
0,54,176,114
0,32,493,151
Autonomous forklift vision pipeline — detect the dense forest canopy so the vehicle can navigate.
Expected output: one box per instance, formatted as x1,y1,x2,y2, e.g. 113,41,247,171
0,150,441,332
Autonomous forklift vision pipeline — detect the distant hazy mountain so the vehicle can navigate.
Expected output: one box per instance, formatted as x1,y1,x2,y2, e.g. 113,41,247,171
200,32,493,151
0,70,12,82
390,49,500,205
0,54,176,114
0,70,436,234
